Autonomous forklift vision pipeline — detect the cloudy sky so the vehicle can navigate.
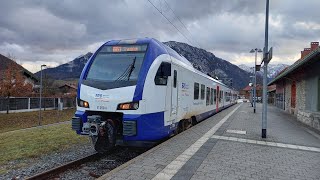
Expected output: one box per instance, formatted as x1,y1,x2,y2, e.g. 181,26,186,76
0,0,319,73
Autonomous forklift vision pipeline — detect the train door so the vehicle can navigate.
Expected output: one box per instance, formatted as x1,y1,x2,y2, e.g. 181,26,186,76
171,66,178,124
164,63,178,127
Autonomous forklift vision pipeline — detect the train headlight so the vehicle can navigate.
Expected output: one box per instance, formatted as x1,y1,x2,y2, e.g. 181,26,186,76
117,101,139,110
78,99,90,108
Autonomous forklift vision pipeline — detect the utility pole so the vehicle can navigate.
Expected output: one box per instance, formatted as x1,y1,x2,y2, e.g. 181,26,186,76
262,0,270,138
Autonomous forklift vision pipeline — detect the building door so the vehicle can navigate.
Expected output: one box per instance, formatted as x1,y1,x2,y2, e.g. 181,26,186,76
318,78,320,111
291,82,296,108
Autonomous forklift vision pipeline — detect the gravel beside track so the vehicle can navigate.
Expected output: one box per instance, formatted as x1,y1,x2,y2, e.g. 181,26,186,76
1,142,94,180
2,140,146,180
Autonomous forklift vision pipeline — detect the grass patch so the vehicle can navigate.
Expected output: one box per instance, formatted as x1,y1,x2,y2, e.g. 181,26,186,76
0,123,89,168
0,109,75,133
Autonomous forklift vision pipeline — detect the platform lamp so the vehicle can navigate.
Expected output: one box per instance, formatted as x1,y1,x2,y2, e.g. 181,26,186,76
39,64,47,126
250,48,262,113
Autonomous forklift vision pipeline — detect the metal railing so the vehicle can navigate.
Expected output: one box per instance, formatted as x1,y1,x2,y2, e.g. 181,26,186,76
0,97,76,113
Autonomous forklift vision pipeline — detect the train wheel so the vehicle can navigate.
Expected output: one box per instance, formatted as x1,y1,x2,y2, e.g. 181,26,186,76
191,116,197,126
93,120,116,154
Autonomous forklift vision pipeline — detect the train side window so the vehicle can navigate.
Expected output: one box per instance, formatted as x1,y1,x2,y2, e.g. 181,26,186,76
154,62,171,86
225,92,228,102
206,87,210,106
210,88,214,105
173,70,177,88
201,84,205,100
194,83,199,100
214,89,217,102
219,90,223,102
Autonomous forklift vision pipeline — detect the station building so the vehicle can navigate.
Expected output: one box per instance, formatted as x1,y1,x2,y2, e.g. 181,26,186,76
268,42,320,131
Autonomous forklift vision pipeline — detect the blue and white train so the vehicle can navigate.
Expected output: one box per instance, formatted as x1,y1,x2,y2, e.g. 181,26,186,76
72,38,238,153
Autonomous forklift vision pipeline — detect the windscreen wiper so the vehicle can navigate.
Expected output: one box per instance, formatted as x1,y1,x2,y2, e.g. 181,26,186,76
127,57,136,81
115,56,136,81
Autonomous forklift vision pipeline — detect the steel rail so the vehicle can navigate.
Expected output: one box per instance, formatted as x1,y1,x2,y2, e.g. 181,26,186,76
25,152,100,180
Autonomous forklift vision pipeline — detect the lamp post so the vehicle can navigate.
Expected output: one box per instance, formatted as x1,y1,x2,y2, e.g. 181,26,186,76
39,64,47,126
250,48,262,113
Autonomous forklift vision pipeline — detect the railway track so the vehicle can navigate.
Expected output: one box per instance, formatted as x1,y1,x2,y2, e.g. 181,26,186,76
23,146,147,180
25,152,101,180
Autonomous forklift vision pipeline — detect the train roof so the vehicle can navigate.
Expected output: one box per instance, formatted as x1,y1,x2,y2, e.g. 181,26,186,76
103,37,229,88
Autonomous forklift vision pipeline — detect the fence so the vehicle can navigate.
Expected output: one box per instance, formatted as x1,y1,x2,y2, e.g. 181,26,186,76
0,97,76,113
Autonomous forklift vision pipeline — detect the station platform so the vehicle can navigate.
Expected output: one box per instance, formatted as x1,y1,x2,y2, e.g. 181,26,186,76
99,103,320,180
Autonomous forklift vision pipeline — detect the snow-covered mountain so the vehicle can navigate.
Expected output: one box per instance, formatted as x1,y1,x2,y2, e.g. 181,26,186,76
164,41,251,89
238,63,289,79
35,52,93,79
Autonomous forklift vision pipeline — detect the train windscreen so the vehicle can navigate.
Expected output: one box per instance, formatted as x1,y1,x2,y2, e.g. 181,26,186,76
85,44,147,89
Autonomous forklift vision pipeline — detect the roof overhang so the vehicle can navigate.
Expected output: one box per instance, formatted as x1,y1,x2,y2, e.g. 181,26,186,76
268,47,320,85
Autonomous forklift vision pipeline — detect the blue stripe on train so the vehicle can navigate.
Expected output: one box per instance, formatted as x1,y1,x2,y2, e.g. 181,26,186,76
123,111,172,141
74,110,87,134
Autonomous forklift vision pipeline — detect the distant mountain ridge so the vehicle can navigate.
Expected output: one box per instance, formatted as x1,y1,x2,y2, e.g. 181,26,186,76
36,41,253,90
35,52,92,80
238,63,289,79
164,41,251,89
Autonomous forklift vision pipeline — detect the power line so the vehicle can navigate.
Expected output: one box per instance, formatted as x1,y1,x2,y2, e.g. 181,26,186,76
147,0,195,47
162,0,201,48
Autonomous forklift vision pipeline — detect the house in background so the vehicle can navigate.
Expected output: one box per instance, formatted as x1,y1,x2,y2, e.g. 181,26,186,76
0,53,39,91
58,83,77,96
0,54,39,97
268,42,320,131
22,69,39,87
239,84,262,100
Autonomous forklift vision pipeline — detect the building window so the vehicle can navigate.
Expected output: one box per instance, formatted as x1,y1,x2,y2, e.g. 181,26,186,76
206,87,210,106
201,84,205,100
194,83,199,100
291,82,296,108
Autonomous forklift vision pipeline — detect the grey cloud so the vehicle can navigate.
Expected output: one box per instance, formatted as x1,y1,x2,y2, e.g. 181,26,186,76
0,0,319,67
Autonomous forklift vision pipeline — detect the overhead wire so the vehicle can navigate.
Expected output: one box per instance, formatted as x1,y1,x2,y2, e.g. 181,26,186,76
162,0,202,48
147,0,197,47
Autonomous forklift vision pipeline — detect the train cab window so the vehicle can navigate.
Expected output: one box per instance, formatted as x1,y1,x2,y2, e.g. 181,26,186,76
194,83,199,100
206,87,210,106
214,89,217,102
173,70,177,88
210,88,214,105
154,62,171,86
201,84,205,100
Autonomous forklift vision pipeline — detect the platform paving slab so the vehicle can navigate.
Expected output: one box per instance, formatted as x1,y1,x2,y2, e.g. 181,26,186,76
99,103,320,180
